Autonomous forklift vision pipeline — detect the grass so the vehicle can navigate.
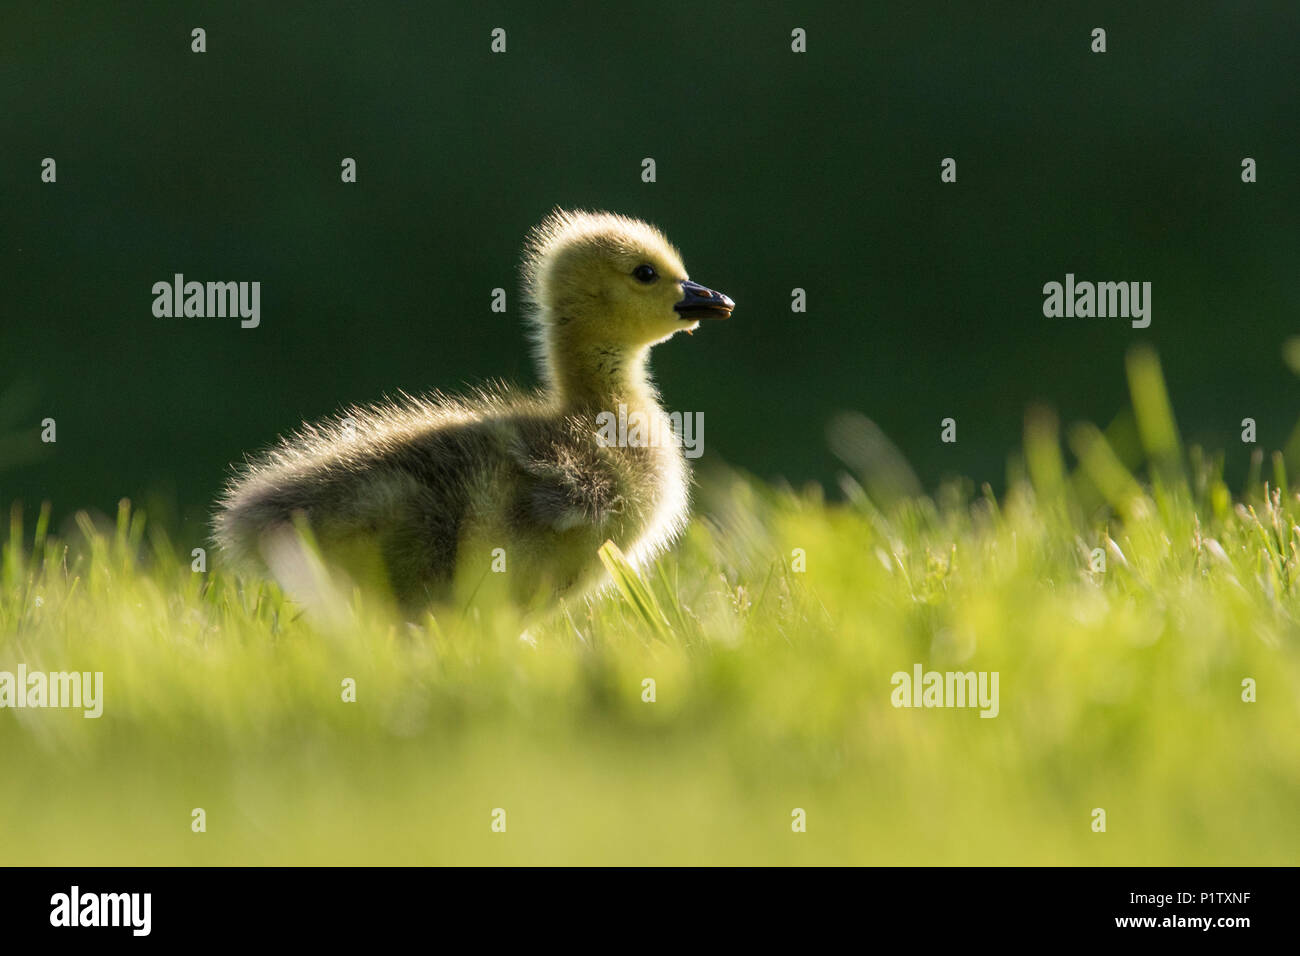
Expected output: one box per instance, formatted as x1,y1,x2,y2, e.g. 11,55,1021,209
1,346,1298,865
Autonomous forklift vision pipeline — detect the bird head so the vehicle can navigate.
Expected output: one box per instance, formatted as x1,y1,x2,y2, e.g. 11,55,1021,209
521,209,734,354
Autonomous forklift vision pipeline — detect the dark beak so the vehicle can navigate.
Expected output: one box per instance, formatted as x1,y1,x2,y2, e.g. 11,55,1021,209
674,280,734,320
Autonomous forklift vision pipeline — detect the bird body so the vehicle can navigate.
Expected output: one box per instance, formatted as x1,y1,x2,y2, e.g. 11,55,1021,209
213,210,733,612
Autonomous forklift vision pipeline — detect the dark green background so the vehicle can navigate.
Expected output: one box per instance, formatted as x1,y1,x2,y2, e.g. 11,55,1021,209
3,1,1297,537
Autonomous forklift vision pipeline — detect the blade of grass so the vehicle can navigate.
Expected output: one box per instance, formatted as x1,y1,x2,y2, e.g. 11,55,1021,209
597,540,671,642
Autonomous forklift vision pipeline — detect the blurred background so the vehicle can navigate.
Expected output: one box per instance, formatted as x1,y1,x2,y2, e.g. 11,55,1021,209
3,0,1297,536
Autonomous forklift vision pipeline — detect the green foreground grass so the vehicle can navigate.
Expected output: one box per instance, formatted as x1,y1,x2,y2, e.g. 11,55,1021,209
2,348,1299,865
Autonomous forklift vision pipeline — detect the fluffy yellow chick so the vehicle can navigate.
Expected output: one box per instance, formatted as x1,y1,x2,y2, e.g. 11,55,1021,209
213,209,734,613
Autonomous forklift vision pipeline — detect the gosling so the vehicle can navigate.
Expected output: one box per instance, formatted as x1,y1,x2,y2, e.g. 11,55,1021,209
213,209,735,613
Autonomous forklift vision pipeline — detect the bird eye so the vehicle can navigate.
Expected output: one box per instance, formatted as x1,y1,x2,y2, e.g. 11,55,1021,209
632,264,658,283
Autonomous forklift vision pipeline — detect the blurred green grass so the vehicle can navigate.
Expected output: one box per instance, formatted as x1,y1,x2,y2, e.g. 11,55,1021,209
1,347,1298,865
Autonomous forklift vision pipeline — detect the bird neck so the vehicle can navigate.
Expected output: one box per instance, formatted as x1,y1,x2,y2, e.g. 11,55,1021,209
546,336,661,416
